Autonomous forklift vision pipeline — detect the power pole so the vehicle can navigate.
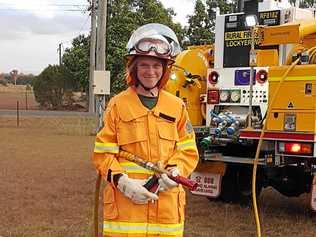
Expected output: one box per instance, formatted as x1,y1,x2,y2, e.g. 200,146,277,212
96,0,107,70
96,0,108,129
58,43,62,66
89,0,97,113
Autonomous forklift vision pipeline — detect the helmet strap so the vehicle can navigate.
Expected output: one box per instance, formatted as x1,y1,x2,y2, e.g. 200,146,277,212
136,77,161,96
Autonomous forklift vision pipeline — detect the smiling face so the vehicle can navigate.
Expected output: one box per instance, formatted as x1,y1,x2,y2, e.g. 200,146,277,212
136,56,164,90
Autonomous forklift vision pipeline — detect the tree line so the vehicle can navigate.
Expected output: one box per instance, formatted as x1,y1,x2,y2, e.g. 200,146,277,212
32,0,314,110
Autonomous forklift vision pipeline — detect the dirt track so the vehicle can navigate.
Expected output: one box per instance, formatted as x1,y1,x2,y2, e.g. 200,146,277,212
1,117,316,237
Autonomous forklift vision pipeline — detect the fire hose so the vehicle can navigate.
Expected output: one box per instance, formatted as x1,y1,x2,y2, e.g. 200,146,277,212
93,150,198,237
251,46,316,237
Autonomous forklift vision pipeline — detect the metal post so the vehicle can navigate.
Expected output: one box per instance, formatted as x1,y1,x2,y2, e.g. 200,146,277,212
248,26,256,128
16,101,19,127
58,43,62,66
25,87,28,110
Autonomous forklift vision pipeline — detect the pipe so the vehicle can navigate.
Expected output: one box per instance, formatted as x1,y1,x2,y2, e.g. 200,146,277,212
299,20,316,40
200,103,206,121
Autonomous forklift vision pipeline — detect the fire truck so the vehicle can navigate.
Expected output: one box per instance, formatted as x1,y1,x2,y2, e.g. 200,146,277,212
165,0,316,209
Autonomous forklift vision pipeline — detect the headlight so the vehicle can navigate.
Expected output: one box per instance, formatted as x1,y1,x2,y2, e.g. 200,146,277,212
170,72,177,81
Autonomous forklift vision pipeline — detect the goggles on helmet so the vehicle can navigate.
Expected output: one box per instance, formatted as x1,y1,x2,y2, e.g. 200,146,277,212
131,38,171,57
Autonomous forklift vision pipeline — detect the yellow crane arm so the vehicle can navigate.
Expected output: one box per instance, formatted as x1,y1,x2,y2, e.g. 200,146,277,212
259,20,316,46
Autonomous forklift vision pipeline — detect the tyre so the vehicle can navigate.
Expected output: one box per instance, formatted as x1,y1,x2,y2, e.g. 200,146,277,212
216,164,263,205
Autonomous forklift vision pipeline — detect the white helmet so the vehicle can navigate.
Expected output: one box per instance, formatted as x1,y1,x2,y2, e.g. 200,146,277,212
126,23,181,61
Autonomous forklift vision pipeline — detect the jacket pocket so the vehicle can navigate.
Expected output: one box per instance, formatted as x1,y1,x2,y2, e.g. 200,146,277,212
103,185,118,219
157,189,186,223
117,117,147,145
157,120,178,159
157,190,180,223
178,190,186,222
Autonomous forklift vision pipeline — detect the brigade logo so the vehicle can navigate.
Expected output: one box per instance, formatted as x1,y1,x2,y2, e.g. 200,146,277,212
186,121,193,134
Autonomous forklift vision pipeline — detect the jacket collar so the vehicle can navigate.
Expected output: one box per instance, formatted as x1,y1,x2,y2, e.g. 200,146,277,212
116,87,178,121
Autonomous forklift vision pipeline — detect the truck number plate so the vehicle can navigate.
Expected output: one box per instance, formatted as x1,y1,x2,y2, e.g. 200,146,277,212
190,172,221,197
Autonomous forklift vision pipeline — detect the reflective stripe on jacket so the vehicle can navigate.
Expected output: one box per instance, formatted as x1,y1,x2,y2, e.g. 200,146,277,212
104,220,184,236
92,87,199,237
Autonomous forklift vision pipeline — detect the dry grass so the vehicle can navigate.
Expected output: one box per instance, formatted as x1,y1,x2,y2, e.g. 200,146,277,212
0,85,39,110
0,116,97,136
1,117,316,237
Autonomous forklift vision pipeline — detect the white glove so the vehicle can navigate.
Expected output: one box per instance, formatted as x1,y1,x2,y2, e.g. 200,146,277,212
158,167,180,192
117,174,158,204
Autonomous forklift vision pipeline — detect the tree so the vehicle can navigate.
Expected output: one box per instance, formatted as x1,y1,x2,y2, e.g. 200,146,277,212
33,65,66,109
106,0,185,94
299,0,316,8
187,0,214,45
10,69,18,85
210,0,237,14
62,34,90,91
49,0,184,99
16,74,36,85
186,0,237,46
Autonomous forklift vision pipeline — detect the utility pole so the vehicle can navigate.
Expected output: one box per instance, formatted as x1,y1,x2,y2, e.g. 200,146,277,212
89,0,97,113
58,43,62,66
95,0,108,130
96,0,107,70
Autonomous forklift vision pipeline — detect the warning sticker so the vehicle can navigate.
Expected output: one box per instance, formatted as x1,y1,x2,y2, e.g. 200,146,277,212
190,172,221,198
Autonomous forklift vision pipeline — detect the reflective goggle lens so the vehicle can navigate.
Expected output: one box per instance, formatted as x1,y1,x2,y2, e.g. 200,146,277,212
135,38,171,56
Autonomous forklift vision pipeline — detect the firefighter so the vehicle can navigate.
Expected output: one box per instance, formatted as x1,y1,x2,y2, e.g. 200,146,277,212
92,23,199,237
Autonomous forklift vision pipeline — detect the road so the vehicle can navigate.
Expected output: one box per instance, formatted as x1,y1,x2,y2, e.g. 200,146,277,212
0,109,96,117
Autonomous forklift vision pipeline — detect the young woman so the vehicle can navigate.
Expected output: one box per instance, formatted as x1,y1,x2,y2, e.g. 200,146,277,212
92,23,199,237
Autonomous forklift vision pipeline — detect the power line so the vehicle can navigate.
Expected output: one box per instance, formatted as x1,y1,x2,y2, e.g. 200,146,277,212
60,13,90,46
78,14,91,35
0,4,89,7
0,8,87,12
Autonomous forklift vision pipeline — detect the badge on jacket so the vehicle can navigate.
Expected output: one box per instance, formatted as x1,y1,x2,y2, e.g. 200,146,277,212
185,121,193,134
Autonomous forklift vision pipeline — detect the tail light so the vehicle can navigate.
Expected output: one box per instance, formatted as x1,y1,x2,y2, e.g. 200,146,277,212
278,142,313,155
207,89,219,104
208,71,219,84
256,69,268,84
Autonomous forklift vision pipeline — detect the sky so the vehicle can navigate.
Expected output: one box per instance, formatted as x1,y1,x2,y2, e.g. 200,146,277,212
0,0,195,75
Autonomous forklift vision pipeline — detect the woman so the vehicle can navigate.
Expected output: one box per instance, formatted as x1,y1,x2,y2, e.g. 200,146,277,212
92,23,199,237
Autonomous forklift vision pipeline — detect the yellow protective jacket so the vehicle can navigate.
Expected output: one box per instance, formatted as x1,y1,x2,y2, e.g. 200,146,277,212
92,87,199,237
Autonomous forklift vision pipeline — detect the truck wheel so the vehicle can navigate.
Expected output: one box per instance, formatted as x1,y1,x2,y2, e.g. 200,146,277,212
217,165,263,205
238,166,263,207
219,166,240,203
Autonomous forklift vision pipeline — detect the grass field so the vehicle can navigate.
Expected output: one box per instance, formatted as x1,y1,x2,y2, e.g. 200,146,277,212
0,85,39,110
1,117,316,237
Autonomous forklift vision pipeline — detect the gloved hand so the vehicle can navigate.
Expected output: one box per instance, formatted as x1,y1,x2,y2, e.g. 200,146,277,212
117,174,159,204
158,167,180,192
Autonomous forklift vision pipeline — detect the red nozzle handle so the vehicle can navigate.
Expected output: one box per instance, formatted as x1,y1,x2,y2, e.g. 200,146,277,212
170,175,198,191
